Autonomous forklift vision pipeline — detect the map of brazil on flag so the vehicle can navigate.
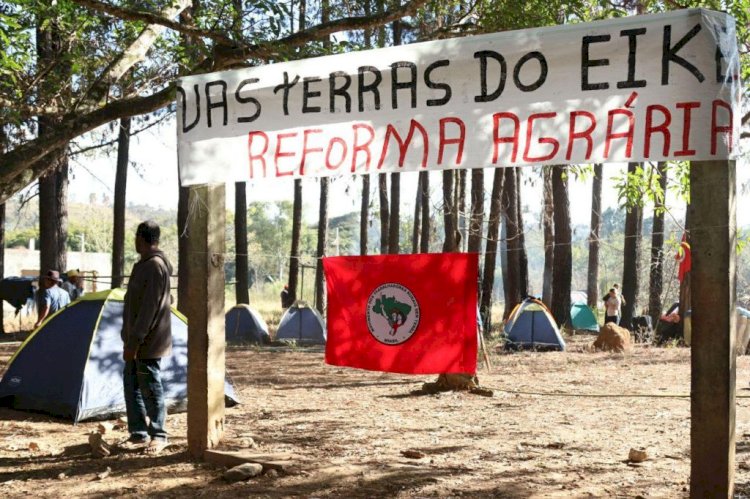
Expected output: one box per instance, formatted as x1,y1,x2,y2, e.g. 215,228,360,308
322,253,478,374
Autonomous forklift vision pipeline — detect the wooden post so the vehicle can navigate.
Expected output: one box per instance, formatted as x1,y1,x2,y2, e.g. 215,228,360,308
690,160,736,497
186,184,226,458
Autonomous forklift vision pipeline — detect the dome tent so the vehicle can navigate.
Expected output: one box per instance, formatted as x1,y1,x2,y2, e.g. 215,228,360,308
225,304,270,344
504,298,566,351
0,289,239,422
275,303,326,345
570,302,600,332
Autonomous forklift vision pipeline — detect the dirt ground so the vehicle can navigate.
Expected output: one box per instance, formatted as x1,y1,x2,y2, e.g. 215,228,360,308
2,335,750,498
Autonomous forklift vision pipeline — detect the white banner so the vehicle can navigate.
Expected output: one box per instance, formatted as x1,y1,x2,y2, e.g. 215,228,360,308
177,9,741,186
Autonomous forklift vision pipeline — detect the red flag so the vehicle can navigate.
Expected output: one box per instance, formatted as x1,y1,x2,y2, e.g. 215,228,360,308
676,237,691,282
322,253,478,374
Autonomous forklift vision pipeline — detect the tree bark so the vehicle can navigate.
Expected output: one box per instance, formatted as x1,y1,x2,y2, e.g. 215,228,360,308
621,162,644,328
388,172,400,254
550,165,572,327
379,173,389,253
457,169,467,251
586,163,603,309
480,167,505,332
38,150,68,274
648,162,668,325
501,167,520,320
515,168,528,297
111,117,131,289
314,178,329,314
442,170,458,252
411,179,422,253
360,175,370,255
287,178,302,303
542,167,554,308
234,182,250,304
419,171,430,253
468,169,484,255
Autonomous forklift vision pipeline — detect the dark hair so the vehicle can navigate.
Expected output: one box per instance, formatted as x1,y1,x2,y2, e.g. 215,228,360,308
609,288,616,293
136,220,160,245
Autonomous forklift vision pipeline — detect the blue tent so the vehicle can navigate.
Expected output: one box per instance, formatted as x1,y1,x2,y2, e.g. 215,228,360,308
275,303,326,344
570,302,599,332
226,304,270,344
0,289,238,422
504,298,565,351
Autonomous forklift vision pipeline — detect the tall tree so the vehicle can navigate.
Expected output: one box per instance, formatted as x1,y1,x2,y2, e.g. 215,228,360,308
419,171,430,253
287,178,303,304
480,167,504,332
467,169,484,255
379,173,389,253
501,167,521,320
411,179,421,253
541,168,554,307
111,117,130,288
234,182,250,304
648,162,668,325
442,171,458,252
515,168,528,296
621,162,644,328
550,165,572,327
177,185,190,312
457,169,467,251
360,175,370,255
387,16,401,255
586,163,603,309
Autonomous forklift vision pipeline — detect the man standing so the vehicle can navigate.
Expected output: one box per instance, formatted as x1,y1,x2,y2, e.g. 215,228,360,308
121,221,173,454
62,269,85,301
34,270,71,328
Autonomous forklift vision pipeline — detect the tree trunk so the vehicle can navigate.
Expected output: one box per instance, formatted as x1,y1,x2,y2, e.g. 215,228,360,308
457,169,467,251
360,175,370,256
287,178,302,303
378,173,389,253
177,185,190,313
586,163,603,309
315,178,329,314
480,167,505,332
468,169,484,255
419,171,430,253
515,168,528,297
501,167,520,320
442,170,458,252
621,162,644,328
648,162,668,324
111,117,131,289
411,179,421,253
388,172,400,254
234,182,250,304
550,165,572,327
542,167,554,308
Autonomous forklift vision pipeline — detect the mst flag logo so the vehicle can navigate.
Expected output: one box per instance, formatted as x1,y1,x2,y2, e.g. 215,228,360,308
366,283,420,345
323,253,478,374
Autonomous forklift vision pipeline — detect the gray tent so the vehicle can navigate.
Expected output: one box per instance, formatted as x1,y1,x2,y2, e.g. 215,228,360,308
225,304,270,344
275,303,326,345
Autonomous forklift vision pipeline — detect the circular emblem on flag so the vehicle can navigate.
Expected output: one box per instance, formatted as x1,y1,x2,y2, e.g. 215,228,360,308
366,283,420,345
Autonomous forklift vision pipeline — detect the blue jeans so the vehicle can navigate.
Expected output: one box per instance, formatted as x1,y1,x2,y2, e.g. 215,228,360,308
123,359,167,442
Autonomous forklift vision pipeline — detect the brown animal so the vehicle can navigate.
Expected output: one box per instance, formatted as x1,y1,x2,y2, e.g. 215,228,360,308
593,323,632,352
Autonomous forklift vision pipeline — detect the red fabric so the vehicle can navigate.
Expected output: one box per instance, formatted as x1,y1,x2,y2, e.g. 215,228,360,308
322,253,478,375
677,241,691,282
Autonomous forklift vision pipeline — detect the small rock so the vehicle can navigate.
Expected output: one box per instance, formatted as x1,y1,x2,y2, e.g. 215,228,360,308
224,463,264,482
265,469,278,478
57,473,67,480
240,437,256,448
113,417,128,430
401,449,426,459
28,442,40,452
95,467,111,480
97,423,114,435
89,432,111,458
628,448,648,463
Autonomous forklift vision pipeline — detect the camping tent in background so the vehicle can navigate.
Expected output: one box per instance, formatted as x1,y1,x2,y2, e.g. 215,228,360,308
225,304,270,344
504,298,565,351
570,290,588,305
570,302,599,332
0,289,239,422
275,303,326,345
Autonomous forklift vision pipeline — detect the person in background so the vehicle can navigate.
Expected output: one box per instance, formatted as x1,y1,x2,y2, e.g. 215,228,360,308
280,284,291,308
121,221,173,455
34,270,71,328
604,288,622,325
62,269,85,301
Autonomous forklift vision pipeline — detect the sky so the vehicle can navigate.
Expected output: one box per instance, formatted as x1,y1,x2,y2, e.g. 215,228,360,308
67,116,750,229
